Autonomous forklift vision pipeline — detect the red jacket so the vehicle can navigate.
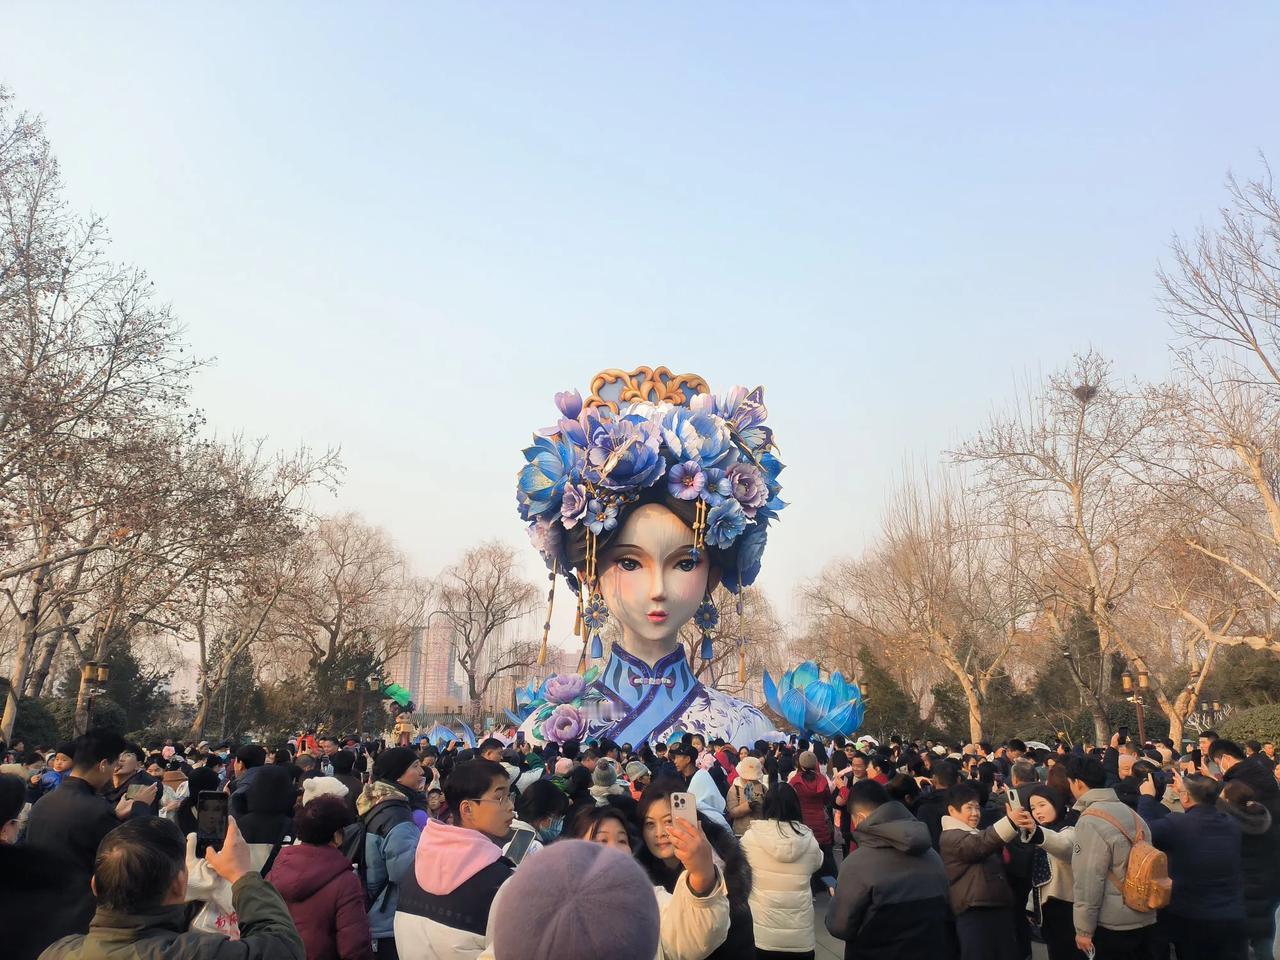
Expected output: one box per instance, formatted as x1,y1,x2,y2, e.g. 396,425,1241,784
269,842,373,960
788,770,833,846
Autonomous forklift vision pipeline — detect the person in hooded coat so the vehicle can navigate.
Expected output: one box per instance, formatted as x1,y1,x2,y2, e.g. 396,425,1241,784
1218,779,1275,957
826,780,955,960
269,796,373,960
741,783,823,959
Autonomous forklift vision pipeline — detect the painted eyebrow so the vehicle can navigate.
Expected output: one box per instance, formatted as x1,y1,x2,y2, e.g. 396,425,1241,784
610,544,698,562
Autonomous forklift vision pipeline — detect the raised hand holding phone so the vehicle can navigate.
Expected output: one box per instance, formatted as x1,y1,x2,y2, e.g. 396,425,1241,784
667,815,716,896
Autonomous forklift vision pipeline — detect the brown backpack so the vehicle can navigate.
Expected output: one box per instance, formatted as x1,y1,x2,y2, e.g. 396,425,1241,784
1081,806,1173,912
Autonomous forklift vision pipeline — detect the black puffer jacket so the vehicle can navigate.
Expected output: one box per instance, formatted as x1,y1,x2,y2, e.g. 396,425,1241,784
826,800,955,960
1219,794,1277,940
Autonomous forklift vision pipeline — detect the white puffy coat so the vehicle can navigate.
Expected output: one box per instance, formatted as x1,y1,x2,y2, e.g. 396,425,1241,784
740,819,823,953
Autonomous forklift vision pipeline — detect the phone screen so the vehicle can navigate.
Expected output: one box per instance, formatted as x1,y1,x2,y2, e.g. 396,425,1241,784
125,783,149,800
505,827,536,865
1117,726,1129,745
196,791,229,855
516,730,525,745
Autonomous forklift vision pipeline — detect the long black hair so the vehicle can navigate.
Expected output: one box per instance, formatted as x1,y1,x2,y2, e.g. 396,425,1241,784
634,779,751,904
761,782,806,835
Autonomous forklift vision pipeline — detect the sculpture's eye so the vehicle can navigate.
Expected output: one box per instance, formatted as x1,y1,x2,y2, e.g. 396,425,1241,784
675,558,698,572
617,557,641,571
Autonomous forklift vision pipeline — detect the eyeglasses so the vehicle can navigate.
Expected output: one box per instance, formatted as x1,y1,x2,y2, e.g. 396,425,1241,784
472,794,514,807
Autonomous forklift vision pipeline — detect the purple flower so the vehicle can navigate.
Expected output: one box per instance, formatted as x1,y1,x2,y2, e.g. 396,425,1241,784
544,673,586,704
705,499,748,549
726,462,769,517
542,703,587,743
555,389,583,420
560,483,589,529
585,499,618,536
667,461,706,501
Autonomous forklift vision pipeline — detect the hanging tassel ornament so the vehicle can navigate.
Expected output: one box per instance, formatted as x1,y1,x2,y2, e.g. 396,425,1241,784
736,592,747,683
580,527,610,662
695,592,719,662
537,562,558,667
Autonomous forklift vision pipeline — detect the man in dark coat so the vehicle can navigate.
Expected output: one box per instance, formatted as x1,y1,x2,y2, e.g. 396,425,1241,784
1138,772,1246,958
914,759,958,851
40,815,304,960
1212,739,1280,959
24,730,156,939
826,780,955,959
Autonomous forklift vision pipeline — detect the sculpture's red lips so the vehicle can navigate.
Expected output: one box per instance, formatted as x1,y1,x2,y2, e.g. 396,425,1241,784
647,611,668,622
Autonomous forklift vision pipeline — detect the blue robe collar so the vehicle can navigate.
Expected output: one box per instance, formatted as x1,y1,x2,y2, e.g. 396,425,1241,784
592,643,701,744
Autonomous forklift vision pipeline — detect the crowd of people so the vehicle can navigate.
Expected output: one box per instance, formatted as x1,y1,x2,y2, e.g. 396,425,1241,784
1,725,1278,960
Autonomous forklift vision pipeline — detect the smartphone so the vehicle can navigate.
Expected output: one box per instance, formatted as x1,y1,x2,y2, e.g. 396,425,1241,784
125,783,150,801
516,730,526,745
196,791,229,856
1006,787,1022,810
670,791,699,828
1117,726,1129,745
505,826,537,866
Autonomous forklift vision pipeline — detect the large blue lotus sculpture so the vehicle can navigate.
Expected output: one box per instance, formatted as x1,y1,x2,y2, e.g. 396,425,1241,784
763,661,865,738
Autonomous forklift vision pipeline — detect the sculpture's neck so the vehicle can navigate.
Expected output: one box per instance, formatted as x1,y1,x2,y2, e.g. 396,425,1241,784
618,628,680,668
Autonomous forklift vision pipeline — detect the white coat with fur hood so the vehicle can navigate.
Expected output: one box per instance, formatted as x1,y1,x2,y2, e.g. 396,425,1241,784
740,818,824,953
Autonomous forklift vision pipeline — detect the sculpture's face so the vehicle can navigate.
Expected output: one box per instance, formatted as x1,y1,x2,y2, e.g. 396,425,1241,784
600,503,711,649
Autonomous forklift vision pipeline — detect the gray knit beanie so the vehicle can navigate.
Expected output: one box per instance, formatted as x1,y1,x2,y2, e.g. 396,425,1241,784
491,840,659,960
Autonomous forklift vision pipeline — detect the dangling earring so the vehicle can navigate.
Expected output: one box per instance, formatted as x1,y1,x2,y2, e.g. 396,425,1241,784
583,585,610,660
695,592,718,662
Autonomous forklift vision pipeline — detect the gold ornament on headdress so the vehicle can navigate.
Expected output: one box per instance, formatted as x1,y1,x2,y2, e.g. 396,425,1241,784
586,365,710,413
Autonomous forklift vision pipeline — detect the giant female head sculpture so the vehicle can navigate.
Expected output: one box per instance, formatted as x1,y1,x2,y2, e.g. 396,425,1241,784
518,366,785,665
514,366,784,746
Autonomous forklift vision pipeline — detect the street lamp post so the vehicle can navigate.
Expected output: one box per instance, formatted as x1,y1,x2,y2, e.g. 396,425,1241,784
80,660,111,734
1121,662,1149,745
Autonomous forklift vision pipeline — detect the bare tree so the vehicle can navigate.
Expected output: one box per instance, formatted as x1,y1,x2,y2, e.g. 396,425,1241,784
1155,166,1280,653
435,542,538,726
955,352,1166,742
806,469,1022,742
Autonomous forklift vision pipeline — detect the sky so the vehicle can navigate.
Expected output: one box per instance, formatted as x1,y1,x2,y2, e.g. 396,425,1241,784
3,4,1279,649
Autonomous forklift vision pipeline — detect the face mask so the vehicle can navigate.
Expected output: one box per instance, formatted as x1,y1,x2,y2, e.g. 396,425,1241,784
538,817,564,843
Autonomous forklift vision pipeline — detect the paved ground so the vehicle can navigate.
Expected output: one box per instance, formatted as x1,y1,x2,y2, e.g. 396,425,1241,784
811,890,1050,960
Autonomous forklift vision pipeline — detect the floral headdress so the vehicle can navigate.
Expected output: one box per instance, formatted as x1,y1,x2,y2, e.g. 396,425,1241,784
517,365,785,669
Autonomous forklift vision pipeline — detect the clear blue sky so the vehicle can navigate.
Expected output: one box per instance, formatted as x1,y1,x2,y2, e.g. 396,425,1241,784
4,4,1279,636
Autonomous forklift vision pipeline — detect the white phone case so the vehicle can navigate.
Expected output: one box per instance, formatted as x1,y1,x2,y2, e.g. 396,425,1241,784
670,791,699,826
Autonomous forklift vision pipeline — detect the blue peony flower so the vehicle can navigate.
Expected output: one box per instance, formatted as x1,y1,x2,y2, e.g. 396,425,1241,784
518,434,579,521
704,499,748,549
587,417,666,491
660,400,736,471
763,660,865,737
667,461,706,501
700,467,733,506
584,499,618,536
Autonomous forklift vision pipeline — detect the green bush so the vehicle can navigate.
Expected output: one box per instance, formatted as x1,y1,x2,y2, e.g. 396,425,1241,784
1220,703,1280,745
